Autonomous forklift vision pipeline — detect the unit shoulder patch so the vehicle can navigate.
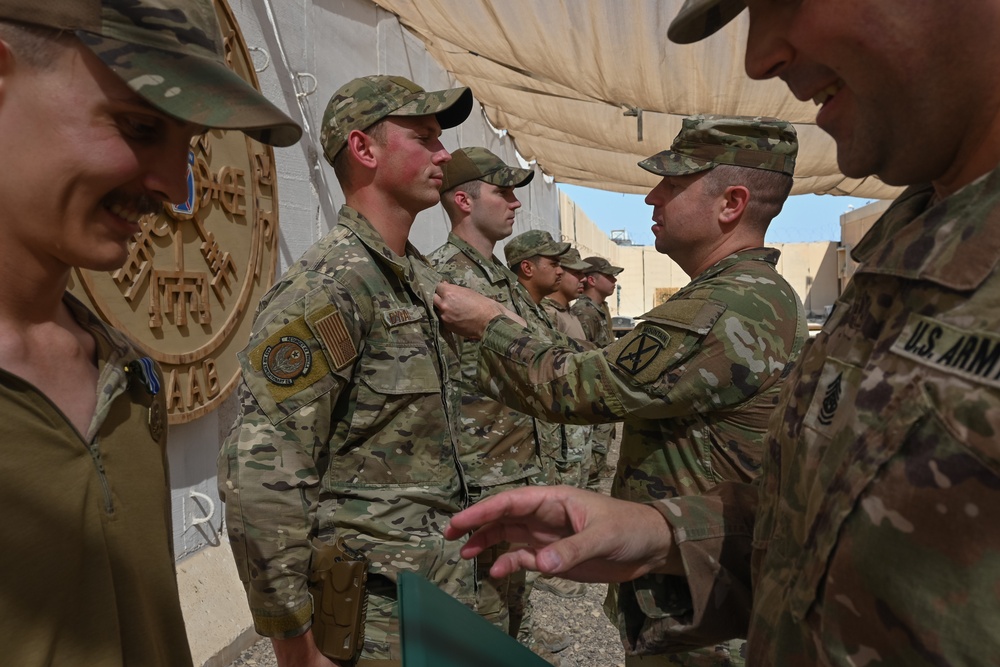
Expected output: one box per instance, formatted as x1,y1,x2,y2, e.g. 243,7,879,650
615,327,670,375
249,316,332,405
262,336,312,385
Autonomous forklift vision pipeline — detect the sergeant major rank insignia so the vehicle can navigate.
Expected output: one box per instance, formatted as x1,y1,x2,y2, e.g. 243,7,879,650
262,336,312,385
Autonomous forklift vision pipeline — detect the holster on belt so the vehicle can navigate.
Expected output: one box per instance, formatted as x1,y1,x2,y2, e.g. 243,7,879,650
309,536,369,663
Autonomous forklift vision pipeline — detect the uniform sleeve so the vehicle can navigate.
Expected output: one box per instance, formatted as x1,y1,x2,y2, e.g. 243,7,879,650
218,278,362,639
478,290,792,424
619,480,758,655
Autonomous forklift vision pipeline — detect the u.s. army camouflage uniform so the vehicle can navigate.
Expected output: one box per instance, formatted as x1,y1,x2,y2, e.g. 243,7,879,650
219,206,472,660
543,296,596,489
572,293,620,487
428,233,543,489
475,247,807,665
572,294,616,348
428,232,553,638
628,169,1000,666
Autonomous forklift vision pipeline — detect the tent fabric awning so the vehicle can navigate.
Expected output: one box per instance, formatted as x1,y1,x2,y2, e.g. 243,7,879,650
371,0,902,200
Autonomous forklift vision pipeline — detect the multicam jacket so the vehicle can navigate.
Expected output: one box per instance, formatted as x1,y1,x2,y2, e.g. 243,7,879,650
631,172,1000,665
219,206,471,640
572,294,616,348
477,247,806,492
427,233,542,488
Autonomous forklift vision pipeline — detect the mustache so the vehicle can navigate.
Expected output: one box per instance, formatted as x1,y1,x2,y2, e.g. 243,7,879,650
102,190,162,218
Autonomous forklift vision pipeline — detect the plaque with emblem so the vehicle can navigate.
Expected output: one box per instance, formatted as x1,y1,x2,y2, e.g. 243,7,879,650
69,0,281,424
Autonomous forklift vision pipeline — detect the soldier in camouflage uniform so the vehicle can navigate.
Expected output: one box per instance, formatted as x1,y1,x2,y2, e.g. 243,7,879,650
573,255,622,348
0,1,299,665
436,115,809,667
219,75,474,667
428,146,544,642
445,1,1000,666
502,229,587,656
542,247,592,345
573,255,625,489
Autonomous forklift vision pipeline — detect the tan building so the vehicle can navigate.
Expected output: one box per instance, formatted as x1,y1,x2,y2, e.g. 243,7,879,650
839,199,892,292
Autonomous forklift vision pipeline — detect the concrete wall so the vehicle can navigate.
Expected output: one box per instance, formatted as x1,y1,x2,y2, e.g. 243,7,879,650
171,1,560,664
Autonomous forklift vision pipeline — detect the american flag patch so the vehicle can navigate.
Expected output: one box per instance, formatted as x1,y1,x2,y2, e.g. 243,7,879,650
314,311,357,370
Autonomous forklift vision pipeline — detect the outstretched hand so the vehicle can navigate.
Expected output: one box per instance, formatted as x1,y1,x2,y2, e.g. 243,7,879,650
444,485,683,582
434,282,526,339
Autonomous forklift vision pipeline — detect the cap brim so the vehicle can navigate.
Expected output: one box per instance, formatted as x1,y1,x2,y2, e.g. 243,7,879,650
560,259,591,271
394,86,474,130
668,0,746,44
81,32,302,147
482,166,535,188
638,150,715,177
538,241,571,257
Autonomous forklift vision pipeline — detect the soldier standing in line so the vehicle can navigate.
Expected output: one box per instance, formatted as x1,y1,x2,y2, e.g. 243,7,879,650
0,0,300,664
437,115,808,667
542,247,592,344
219,75,476,667
427,146,540,635
446,1,1000,664
573,255,625,486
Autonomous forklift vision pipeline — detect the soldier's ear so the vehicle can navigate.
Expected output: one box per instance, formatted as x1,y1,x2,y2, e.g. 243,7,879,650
346,129,378,169
719,184,750,224
519,259,534,277
454,189,473,213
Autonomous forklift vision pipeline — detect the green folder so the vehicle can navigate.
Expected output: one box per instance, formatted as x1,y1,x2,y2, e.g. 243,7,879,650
399,571,553,666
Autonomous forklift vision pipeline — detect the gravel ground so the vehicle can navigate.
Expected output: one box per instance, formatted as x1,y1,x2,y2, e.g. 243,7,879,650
229,438,625,667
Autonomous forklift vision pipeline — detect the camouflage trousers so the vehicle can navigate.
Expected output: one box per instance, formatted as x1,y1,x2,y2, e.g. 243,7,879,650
470,480,533,638
586,422,617,491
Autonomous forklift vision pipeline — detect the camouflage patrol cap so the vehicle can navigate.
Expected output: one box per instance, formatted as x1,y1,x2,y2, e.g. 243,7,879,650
581,256,624,277
558,247,591,271
668,0,746,45
504,229,570,268
440,147,534,192
320,75,473,165
0,0,302,147
639,115,797,178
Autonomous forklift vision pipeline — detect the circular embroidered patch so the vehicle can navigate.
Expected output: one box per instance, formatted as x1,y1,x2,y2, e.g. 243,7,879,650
262,336,312,385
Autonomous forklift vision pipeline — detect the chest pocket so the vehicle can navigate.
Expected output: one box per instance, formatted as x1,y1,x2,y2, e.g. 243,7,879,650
781,353,926,621
358,311,442,394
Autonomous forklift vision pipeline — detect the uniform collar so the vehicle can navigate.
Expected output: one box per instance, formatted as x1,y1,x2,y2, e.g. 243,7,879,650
338,205,423,282
852,167,1000,291
542,296,569,312
447,232,518,286
689,247,780,286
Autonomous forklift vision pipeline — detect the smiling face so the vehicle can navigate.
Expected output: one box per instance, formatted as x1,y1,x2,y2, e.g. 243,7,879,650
0,36,201,274
741,0,1000,190
372,115,452,215
469,183,521,244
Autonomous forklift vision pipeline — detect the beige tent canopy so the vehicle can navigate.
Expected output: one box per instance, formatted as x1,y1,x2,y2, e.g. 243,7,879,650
372,0,901,200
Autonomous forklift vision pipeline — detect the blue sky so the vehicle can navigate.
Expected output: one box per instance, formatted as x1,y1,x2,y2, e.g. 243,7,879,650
557,183,878,245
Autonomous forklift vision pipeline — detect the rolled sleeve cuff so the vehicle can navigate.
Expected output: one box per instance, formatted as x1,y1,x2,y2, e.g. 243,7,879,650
251,596,313,639
620,492,756,655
